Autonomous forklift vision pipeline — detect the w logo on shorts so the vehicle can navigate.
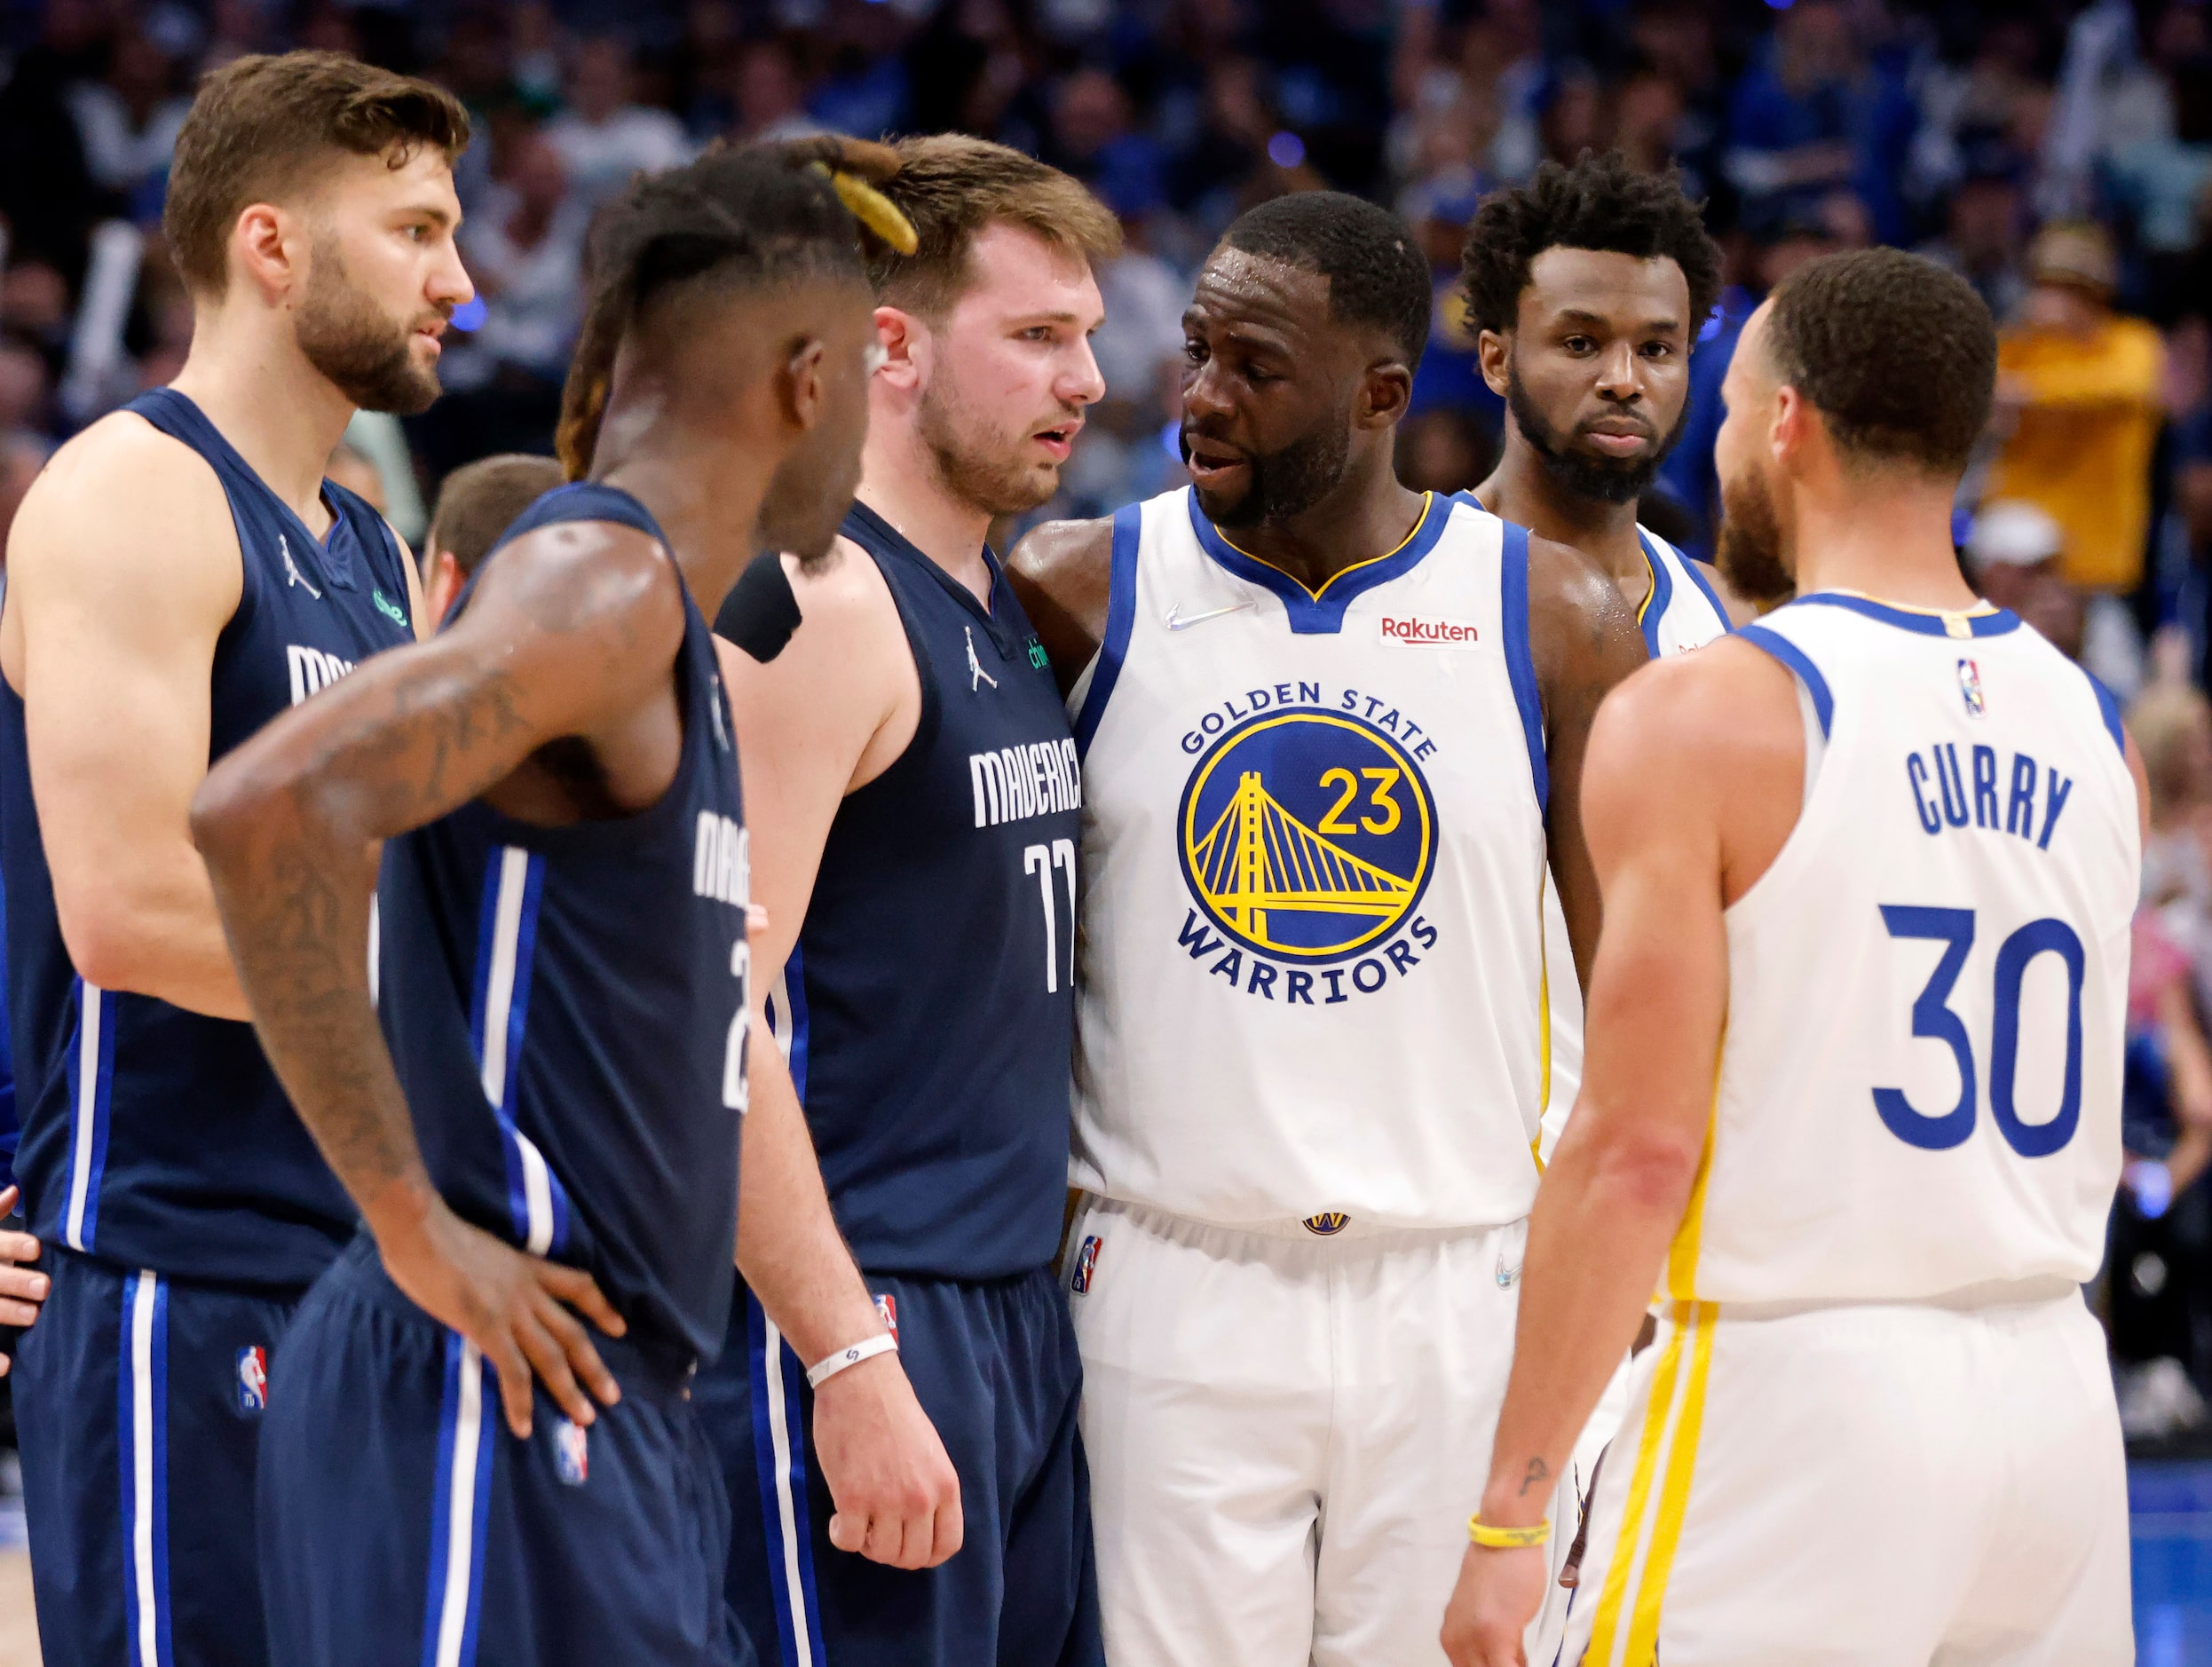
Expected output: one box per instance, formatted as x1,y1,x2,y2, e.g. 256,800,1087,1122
1070,1235,1102,1294
235,1346,268,1414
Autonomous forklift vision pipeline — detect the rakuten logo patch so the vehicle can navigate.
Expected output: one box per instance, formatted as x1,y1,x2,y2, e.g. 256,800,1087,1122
1378,614,1481,649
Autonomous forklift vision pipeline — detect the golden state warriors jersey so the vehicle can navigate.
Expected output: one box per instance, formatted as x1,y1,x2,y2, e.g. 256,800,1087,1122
1539,528,1733,1159
1683,595,2136,1306
1067,488,1549,1230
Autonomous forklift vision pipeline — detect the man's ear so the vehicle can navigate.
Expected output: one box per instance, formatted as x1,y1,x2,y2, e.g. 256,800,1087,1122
233,202,305,306
1476,328,1512,398
1359,360,1414,431
780,336,828,432
423,549,464,627
873,304,926,393
1769,384,1810,471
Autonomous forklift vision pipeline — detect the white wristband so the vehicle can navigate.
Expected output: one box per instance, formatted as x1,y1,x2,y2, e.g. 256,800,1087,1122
806,1331,898,1388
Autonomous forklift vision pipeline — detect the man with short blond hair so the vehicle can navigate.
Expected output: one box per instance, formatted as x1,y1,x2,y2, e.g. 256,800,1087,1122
698,131,1117,1666
417,451,565,622
0,48,464,1666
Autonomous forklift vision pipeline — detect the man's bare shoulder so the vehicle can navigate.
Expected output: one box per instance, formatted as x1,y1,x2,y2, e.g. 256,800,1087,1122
12,410,231,563
1596,636,1799,761
1007,517,1114,690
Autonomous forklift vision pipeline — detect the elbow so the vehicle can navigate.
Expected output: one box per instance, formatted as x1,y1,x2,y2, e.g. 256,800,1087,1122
59,903,161,994
186,758,265,878
1584,1123,1707,1219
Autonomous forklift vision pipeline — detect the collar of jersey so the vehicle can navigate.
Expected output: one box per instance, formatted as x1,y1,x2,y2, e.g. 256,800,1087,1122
1186,488,1448,635
1635,528,1673,654
1786,589,2022,637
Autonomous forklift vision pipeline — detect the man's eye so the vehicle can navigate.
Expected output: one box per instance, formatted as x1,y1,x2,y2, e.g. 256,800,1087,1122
1563,336,1594,353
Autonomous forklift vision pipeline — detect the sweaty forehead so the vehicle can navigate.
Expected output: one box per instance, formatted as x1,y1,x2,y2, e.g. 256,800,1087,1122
1187,248,1334,345
1519,247,1688,330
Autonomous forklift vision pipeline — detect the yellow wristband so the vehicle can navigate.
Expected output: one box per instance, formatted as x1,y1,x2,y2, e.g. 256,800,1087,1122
1468,1515,1551,1549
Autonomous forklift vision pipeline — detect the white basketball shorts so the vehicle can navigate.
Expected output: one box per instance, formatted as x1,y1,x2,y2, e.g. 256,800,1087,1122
1566,1290,2131,1666
1064,1196,1576,1667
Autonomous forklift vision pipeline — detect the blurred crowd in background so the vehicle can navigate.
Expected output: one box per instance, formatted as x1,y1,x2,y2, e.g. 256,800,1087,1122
3,0,2212,1449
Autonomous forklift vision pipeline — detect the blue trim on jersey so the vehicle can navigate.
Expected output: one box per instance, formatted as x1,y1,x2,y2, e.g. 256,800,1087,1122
418,1335,494,1667
1674,549,1733,635
1637,529,1675,658
467,850,573,1253
1789,592,2022,638
779,947,811,1104
499,855,571,1254
747,1293,826,1667
119,1270,173,1667
1498,521,1549,815
1071,504,1142,757
2082,669,2128,758
1185,488,1450,635
1737,625,1834,739
62,977,115,1253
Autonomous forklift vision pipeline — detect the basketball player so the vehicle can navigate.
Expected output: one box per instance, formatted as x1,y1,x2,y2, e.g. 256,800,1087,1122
1009,191,1648,1665
695,134,1116,1664
1442,249,2137,1666
417,451,566,622
189,143,892,1664
0,53,462,1665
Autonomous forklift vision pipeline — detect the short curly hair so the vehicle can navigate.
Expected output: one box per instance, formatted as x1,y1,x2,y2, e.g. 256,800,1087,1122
1764,248,1995,477
1221,191,1433,365
1459,151,1723,339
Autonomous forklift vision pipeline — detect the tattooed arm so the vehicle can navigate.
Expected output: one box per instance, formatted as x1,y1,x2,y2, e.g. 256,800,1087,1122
190,519,685,1439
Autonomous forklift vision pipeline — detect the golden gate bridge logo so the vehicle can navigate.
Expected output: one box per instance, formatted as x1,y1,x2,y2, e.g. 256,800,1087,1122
1178,710,1434,960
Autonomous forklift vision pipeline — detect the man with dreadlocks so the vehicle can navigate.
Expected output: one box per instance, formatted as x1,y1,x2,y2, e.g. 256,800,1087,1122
187,139,899,1666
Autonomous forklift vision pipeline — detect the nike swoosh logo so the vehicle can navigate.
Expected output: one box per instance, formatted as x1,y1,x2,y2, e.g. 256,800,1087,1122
1164,600,1252,631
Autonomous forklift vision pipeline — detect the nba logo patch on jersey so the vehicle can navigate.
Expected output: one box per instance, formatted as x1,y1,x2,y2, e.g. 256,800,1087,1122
1957,658,1987,718
235,1347,268,1414
873,1292,899,1338
1178,710,1436,962
1070,1235,1102,1294
554,1418,589,1487
1302,1213,1350,1236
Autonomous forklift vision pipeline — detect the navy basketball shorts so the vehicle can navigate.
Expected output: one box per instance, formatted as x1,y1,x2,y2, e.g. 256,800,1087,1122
257,1236,755,1667
12,1243,299,1667
697,1264,1102,1667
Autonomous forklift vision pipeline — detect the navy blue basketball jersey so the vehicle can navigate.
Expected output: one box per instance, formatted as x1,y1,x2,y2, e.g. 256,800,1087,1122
375,484,749,1364
0,389,416,1287
770,502,1078,1282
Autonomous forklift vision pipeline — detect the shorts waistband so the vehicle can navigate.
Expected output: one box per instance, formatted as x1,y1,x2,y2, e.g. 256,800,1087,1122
1660,1274,2084,1325
1079,1193,1522,1245
329,1234,699,1407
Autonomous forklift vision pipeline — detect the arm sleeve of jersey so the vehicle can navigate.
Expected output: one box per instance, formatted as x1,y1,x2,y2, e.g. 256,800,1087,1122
716,552,805,664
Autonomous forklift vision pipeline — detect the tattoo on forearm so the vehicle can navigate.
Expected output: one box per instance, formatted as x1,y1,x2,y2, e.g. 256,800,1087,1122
1520,1458,1552,1497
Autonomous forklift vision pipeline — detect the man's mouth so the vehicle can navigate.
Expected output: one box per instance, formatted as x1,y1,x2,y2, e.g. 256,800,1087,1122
1032,419,1082,462
1183,435,1249,486
1578,421,1653,458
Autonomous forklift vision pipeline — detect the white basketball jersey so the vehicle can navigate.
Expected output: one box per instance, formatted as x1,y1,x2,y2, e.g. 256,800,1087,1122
1068,487,1550,1230
1676,594,2137,1306
1538,528,1734,1159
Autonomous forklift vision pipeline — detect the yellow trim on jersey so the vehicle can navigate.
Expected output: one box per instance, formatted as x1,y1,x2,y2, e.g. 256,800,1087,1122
1208,492,1436,602
1813,587,1998,619
1586,1301,1720,1666
1636,542,1659,627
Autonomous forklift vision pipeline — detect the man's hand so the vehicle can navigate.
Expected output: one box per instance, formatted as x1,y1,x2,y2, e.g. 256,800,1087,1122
1440,1542,1549,1667
811,1351,964,1569
0,1186,46,1376
378,1200,627,1440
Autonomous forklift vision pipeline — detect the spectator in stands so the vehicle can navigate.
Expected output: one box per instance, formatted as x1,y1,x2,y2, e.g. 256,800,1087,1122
729,38,821,145
416,452,565,624
67,30,191,226
1916,146,2031,322
543,36,692,209
1963,496,2151,699
1987,222,2166,612
453,128,589,391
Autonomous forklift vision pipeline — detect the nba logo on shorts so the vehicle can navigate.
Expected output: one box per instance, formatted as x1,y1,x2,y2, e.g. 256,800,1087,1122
1957,658,1987,719
1070,1235,1102,1295
874,1292,898,1338
555,1418,589,1487
235,1347,268,1415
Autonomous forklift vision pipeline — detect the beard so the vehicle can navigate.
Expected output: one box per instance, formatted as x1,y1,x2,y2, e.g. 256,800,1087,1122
1185,415,1352,529
917,372,1070,519
1715,460,1795,607
1505,366,1687,507
294,239,445,415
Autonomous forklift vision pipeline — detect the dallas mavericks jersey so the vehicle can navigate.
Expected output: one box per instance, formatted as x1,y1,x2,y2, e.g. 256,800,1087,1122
1070,487,1549,1229
375,484,750,1364
770,502,1077,1281
1679,594,2135,1305
1538,526,1732,1157
0,389,415,1287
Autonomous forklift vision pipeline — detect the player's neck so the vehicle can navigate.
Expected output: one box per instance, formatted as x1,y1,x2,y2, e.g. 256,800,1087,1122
856,423,995,606
1214,457,1426,595
169,316,358,534
1789,482,1979,613
599,432,773,620
1473,441,1650,598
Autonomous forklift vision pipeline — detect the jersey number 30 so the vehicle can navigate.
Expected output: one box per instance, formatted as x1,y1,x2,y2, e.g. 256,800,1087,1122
1876,905,2084,1156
